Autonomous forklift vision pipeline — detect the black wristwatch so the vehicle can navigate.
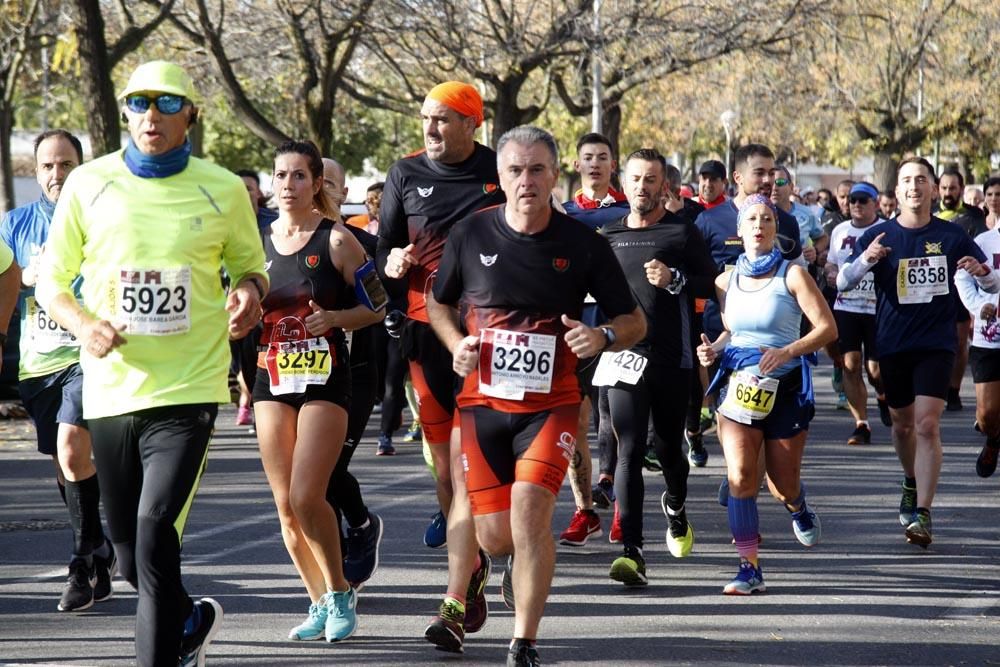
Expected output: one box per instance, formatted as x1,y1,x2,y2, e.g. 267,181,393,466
599,326,616,350
245,276,266,300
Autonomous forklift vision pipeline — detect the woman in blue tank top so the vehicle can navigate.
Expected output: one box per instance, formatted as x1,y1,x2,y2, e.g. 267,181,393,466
697,194,836,596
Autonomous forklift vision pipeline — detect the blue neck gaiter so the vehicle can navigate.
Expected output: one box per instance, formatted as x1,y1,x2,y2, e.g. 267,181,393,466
736,248,782,277
123,138,191,178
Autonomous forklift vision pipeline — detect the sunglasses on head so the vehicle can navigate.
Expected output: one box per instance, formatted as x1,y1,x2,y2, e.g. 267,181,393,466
125,94,187,115
849,196,872,204
774,177,789,187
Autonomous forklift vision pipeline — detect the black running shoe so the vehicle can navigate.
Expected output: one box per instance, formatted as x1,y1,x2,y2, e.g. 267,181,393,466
57,557,95,612
344,512,383,588
877,398,892,427
179,598,224,667
976,441,999,478
507,642,541,666
847,423,871,446
464,548,491,633
93,544,117,602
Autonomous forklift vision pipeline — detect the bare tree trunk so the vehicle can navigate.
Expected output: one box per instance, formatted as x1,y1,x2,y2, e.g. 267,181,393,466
872,152,898,193
0,103,14,213
72,0,121,156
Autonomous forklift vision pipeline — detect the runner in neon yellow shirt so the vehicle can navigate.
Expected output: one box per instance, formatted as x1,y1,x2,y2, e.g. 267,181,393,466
0,237,19,374
36,60,267,667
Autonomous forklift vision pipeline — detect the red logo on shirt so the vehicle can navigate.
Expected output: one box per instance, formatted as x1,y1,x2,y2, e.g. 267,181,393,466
304,255,320,269
483,183,498,194
552,258,569,272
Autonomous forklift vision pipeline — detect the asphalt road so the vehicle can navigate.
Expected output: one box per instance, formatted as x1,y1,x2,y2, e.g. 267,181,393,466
1,366,998,666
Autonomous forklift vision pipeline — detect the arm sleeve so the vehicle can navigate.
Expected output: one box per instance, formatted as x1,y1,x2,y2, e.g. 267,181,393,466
222,188,268,288
778,215,803,262
682,223,719,299
961,234,1000,293
375,165,409,298
36,189,85,310
587,234,637,319
955,268,996,313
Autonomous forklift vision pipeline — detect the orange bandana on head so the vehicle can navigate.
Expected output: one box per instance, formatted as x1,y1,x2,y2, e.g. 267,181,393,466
426,81,484,127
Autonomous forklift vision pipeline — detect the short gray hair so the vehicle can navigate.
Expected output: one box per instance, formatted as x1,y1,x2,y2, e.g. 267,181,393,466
496,125,559,170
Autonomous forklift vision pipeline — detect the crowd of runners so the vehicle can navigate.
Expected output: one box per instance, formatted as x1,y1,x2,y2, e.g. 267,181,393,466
4,60,1000,667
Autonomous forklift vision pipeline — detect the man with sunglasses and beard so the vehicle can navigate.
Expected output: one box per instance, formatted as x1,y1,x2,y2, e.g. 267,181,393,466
37,61,267,667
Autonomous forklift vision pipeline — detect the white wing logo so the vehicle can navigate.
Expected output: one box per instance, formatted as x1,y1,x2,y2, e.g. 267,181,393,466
480,254,498,267
264,260,273,272
418,186,434,198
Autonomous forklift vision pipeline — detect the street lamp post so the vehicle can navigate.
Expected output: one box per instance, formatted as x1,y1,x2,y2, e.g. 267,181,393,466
720,109,738,187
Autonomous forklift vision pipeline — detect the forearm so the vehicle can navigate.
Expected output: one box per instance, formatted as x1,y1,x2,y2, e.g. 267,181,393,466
606,307,646,351
45,291,92,338
0,263,21,331
784,319,837,358
837,257,874,291
233,272,269,298
427,293,465,353
335,304,385,331
974,267,1000,294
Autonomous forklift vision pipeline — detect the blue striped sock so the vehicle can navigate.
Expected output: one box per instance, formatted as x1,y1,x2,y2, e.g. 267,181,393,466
728,496,759,562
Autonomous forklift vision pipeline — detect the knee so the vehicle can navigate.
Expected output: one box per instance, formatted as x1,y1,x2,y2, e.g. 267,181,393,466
476,526,512,557
727,466,758,496
57,429,93,477
892,419,914,441
288,486,323,526
914,414,941,442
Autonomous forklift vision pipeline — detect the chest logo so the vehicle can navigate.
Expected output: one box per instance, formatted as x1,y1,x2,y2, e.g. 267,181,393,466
417,186,434,198
264,260,273,272
553,258,570,272
925,241,943,255
304,255,320,269
480,253,498,267
483,183,499,194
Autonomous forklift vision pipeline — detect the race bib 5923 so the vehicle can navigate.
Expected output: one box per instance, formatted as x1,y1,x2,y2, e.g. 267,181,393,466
116,267,191,335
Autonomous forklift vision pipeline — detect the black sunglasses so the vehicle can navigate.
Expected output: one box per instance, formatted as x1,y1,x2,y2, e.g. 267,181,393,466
125,94,187,115
849,196,872,205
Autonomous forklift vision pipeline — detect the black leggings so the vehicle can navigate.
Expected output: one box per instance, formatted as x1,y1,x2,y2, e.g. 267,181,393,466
88,403,217,667
596,386,617,477
379,334,407,435
609,367,691,548
326,357,376,529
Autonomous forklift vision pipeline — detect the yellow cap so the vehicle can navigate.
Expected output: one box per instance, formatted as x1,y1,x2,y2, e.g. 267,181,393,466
118,61,197,101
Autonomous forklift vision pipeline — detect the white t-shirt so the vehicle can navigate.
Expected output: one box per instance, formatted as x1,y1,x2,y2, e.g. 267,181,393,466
828,219,882,315
956,228,1000,349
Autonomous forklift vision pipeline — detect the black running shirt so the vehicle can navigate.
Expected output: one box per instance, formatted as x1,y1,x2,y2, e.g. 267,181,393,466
377,143,505,323
434,206,636,413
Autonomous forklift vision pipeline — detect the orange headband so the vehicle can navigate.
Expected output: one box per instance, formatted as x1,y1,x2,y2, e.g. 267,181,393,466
426,81,484,127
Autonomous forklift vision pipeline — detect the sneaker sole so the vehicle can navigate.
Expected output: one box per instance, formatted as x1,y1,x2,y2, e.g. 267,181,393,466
558,529,603,546
501,558,515,610
289,627,326,641
424,623,464,653
723,583,766,595
905,527,932,548
57,595,95,612
609,562,647,587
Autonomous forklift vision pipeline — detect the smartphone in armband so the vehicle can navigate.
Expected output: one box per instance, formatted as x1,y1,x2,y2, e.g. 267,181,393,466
355,260,388,311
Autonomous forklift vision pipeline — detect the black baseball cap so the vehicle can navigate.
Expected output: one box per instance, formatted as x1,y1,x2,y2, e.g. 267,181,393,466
698,160,726,180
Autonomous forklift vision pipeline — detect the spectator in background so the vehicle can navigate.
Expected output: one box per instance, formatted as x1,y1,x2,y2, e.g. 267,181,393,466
984,177,1000,230
236,169,278,229
346,182,384,236
878,190,898,220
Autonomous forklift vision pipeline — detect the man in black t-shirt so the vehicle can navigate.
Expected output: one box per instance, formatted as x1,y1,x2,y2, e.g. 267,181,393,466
377,81,505,653
429,125,645,665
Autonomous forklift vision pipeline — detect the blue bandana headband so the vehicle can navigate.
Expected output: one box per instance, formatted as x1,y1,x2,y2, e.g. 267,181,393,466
736,193,778,232
124,138,191,178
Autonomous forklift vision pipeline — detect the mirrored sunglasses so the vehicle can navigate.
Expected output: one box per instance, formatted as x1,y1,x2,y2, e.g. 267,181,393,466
774,177,789,187
125,94,187,115
849,196,872,204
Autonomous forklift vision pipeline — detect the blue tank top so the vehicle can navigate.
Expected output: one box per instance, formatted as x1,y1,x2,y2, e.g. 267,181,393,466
725,261,802,377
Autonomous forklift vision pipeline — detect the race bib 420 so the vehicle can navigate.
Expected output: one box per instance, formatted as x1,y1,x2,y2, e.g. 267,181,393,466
116,267,191,335
478,328,556,400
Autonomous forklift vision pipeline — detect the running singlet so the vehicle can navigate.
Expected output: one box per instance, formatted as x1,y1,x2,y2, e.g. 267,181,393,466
258,219,348,395
0,197,82,379
849,217,987,357
433,207,637,413
828,219,883,315
38,150,266,419
377,143,505,323
600,215,716,368
695,199,803,337
956,228,1000,349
